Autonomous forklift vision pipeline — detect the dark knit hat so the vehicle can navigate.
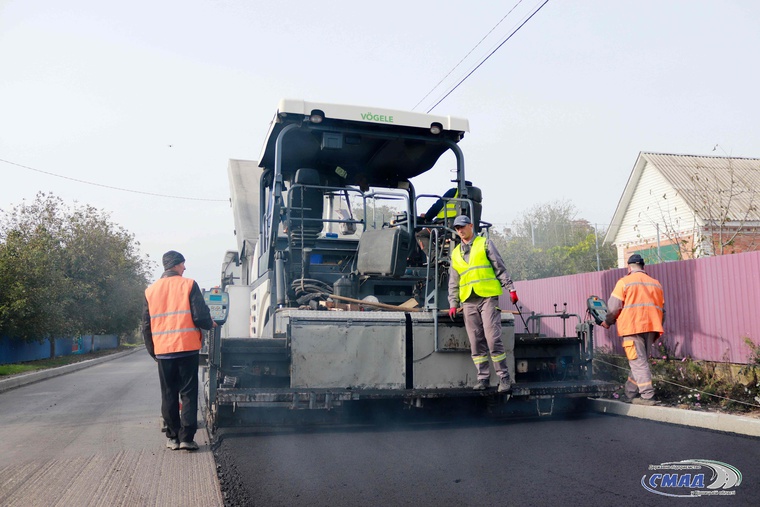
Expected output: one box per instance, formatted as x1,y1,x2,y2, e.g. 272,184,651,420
627,253,645,266
162,250,185,270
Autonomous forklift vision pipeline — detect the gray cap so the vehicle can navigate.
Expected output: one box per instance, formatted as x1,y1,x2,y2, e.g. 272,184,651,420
162,250,186,270
627,253,645,265
453,215,472,227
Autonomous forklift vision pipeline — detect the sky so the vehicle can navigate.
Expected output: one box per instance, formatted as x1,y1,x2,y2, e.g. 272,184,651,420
2,0,759,289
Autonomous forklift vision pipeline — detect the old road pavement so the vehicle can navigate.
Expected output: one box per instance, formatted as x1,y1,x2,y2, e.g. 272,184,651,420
0,349,222,506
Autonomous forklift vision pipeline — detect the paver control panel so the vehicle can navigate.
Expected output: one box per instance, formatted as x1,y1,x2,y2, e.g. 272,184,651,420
203,287,229,324
586,295,608,325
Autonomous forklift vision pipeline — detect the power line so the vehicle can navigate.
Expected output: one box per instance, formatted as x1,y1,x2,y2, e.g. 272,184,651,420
0,158,228,202
426,0,551,113
412,0,526,111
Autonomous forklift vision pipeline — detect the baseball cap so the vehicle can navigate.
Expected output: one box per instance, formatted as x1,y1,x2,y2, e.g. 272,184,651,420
453,215,472,227
627,254,645,265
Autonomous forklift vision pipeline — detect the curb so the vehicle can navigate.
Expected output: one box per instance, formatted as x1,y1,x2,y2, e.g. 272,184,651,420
589,398,760,438
0,346,144,394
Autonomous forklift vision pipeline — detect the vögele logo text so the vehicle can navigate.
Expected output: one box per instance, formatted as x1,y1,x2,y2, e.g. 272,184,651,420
360,112,394,123
642,459,741,498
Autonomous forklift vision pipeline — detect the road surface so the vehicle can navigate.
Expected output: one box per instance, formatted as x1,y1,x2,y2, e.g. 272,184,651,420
214,408,759,506
0,351,222,506
2,351,757,506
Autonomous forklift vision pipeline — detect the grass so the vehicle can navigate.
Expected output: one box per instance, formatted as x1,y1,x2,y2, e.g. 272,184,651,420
0,364,41,376
594,343,760,415
0,343,141,377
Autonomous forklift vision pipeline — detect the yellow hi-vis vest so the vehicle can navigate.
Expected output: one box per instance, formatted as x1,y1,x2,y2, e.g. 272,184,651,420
145,276,202,355
451,236,503,303
436,189,458,219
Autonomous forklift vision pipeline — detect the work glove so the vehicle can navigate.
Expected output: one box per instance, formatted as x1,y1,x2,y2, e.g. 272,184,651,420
448,307,458,320
509,290,519,305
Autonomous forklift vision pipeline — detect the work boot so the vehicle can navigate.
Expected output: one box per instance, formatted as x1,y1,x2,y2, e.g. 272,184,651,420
498,376,512,393
618,394,634,404
179,441,199,451
632,397,657,406
166,438,180,450
473,379,489,391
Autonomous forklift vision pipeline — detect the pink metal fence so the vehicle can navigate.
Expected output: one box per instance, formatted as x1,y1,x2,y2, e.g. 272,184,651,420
503,251,760,364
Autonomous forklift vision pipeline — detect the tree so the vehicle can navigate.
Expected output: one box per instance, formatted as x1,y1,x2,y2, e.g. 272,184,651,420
0,193,151,347
489,200,617,281
512,200,589,249
62,202,151,335
490,229,553,281
0,224,76,342
549,231,618,276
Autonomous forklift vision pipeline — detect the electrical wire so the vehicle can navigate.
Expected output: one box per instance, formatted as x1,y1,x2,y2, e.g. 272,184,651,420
594,357,760,409
0,158,228,202
425,0,551,113
412,0,526,111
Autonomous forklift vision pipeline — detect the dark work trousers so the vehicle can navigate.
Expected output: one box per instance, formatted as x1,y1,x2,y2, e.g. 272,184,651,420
157,353,199,443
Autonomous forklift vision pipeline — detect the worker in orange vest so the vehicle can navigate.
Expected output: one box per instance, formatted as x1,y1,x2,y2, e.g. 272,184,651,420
142,251,216,451
601,254,665,406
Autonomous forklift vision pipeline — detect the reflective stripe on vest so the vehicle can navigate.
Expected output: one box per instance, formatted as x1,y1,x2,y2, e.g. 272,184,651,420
451,236,503,302
612,271,665,337
145,276,202,354
436,189,459,219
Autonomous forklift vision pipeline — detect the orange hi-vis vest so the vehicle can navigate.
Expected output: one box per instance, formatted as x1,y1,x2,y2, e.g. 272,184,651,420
611,270,664,337
145,276,202,355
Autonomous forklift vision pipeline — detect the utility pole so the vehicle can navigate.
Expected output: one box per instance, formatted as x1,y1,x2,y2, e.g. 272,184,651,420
656,223,661,262
594,224,601,271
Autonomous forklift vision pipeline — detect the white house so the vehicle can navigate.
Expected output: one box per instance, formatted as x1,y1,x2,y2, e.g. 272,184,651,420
605,152,760,267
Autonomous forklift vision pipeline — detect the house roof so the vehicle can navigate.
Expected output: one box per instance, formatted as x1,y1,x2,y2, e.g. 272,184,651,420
605,152,760,244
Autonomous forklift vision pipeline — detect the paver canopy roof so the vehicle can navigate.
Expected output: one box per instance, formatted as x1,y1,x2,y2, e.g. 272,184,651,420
257,100,469,188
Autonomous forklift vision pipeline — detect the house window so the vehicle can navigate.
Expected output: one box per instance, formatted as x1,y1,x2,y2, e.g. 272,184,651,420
633,244,679,264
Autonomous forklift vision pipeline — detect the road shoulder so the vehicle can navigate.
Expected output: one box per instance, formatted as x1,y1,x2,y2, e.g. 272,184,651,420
589,398,760,438
0,347,143,393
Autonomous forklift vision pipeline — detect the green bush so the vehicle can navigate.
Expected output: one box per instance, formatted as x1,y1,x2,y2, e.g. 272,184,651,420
594,340,760,413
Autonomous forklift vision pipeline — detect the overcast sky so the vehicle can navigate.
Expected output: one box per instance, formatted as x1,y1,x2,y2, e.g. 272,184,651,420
2,0,759,288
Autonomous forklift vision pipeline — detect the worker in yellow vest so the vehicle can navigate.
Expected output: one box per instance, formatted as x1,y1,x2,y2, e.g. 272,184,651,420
426,187,458,221
448,215,518,393
142,251,216,451
601,254,665,406
415,187,458,259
